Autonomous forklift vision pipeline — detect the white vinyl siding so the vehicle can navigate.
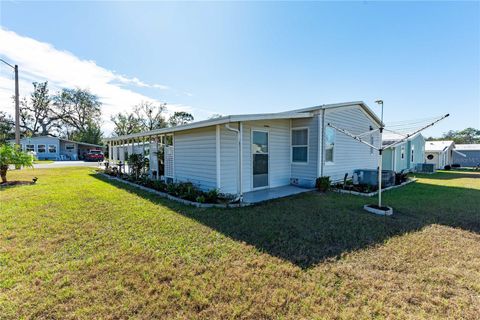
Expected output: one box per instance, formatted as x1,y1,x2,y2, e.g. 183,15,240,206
220,125,239,194
291,116,318,182
174,126,217,190
323,106,380,181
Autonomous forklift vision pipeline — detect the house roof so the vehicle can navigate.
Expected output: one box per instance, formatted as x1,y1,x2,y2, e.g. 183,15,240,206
105,101,381,142
455,144,480,151
382,131,423,146
425,140,455,152
16,135,103,148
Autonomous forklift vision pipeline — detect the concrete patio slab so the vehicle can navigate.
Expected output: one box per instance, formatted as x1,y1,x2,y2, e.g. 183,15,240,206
243,185,314,204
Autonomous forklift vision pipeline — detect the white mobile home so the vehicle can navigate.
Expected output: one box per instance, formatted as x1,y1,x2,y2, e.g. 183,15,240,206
425,140,455,169
105,101,381,201
14,136,103,160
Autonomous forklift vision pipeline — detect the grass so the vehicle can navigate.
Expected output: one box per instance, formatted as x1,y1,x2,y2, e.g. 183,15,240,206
1,168,479,319
33,160,55,164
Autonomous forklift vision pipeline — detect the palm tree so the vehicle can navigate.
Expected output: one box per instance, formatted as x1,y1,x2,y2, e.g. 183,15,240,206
0,144,33,183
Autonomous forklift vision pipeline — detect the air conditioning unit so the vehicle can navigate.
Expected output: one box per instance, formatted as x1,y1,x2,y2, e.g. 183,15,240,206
290,178,315,188
353,169,395,187
415,163,435,173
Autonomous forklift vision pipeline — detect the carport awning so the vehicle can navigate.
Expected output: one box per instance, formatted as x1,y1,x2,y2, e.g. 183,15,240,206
453,149,467,157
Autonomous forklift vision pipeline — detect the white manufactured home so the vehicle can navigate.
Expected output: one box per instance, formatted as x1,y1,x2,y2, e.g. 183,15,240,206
425,140,456,169
105,101,381,202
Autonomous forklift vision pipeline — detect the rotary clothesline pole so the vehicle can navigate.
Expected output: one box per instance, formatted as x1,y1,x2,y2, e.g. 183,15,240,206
327,109,449,211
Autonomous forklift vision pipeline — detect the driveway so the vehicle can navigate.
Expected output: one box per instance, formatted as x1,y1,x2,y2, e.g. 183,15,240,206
33,161,103,169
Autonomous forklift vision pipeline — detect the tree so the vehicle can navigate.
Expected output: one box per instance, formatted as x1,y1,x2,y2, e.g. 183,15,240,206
111,101,168,136
69,121,103,145
169,111,194,127
53,88,103,142
430,127,480,144
0,144,33,183
111,112,143,136
19,82,60,136
0,111,14,143
134,101,168,131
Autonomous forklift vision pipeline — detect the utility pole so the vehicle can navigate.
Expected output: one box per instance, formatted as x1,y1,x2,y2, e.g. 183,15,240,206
1,58,20,146
14,64,20,146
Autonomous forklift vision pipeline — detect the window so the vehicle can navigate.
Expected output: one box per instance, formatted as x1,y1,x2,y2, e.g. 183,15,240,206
48,145,57,153
291,128,308,163
37,144,46,153
325,127,335,163
26,144,34,152
66,143,75,150
401,146,405,159
411,145,415,162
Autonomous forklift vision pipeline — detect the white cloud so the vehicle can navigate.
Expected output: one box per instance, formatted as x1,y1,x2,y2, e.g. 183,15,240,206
0,28,199,135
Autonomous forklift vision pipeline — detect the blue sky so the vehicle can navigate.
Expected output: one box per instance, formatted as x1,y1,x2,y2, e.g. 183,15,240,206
1,1,479,136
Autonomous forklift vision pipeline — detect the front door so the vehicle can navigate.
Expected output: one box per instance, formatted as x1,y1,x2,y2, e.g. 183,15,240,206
252,130,269,189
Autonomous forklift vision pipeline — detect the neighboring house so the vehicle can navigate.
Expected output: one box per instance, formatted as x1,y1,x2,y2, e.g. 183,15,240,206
382,132,425,172
453,144,480,167
13,136,103,160
424,140,456,169
106,101,381,200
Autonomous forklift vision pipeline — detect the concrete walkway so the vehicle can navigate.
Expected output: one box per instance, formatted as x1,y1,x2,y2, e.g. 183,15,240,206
33,161,102,169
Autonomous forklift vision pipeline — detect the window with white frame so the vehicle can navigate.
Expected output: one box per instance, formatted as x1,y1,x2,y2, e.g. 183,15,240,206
401,145,405,159
291,128,308,163
37,144,46,153
411,145,415,162
48,144,57,153
325,127,335,163
66,143,75,151
26,144,34,152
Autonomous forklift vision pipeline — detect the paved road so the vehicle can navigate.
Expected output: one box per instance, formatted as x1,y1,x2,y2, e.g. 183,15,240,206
33,161,103,169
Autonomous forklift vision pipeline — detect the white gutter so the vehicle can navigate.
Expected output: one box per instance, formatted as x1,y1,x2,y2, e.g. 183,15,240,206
225,123,243,203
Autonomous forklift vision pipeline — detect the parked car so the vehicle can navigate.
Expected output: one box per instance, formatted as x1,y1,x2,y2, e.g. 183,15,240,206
85,150,104,162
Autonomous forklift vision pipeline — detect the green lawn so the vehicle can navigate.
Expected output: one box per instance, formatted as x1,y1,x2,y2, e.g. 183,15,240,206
1,168,479,319
33,160,55,164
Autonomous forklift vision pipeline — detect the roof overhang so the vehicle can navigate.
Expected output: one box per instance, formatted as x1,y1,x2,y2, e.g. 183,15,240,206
104,111,313,142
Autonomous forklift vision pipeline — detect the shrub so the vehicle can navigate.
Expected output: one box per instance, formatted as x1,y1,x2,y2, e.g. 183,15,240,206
444,165,452,170
0,144,34,183
205,189,219,203
315,176,331,192
195,195,206,203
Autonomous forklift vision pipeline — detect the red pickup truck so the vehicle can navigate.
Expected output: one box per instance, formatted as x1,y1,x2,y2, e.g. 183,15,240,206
85,150,105,162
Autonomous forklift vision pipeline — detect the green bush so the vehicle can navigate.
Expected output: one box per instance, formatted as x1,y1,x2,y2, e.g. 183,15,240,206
315,176,331,192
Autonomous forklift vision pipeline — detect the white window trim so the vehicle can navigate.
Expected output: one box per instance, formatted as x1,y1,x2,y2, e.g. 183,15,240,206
325,126,335,165
291,127,309,164
26,144,35,152
37,144,46,153
251,128,270,190
48,144,57,153
401,145,405,160
411,145,415,162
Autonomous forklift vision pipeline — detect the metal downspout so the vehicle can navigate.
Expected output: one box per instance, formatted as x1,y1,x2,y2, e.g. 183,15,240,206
225,123,243,203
